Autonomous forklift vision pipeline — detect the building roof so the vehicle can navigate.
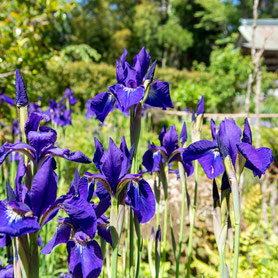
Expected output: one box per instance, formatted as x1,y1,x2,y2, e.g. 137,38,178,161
239,19,278,51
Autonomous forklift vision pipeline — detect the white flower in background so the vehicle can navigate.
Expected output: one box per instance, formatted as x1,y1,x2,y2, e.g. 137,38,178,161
15,28,21,36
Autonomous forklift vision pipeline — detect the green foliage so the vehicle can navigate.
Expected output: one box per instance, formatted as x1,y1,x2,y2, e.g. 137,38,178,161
158,17,193,55
172,44,276,112
239,184,278,277
57,44,101,63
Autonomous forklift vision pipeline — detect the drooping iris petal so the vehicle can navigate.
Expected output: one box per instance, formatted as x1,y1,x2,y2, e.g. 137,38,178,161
198,151,225,179
90,92,115,122
67,235,103,278
242,118,252,144
15,69,29,107
63,197,97,239
182,140,218,163
30,156,58,218
238,143,273,178
126,179,155,223
48,147,91,164
41,224,71,255
109,84,145,112
0,201,40,237
162,125,179,159
218,118,242,165
0,142,32,166
133,46,151,84
142,149,161,175
145,81,173,110
196,95,205,115
256,147,274,174
180,122,187,146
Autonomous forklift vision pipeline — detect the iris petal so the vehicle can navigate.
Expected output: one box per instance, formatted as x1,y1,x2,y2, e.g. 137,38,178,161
109,84,145,112
126,179,156,223
67,237,103,278
90,92,115,123
198,151,225,179
0,201,40,237
41,224,71,255
145,81,173,110
30,156,58,218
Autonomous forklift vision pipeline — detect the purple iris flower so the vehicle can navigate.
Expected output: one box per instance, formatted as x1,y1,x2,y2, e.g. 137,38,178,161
0,260,13,278
86,137,155,223
85,99,95,120
45,99,73,127
237,118,274,178
0,112,91,166
0,156,57,237
41,170,106,278
143,123,194,177
182,118,273,179
89,47,174,122
46,88,76,127
64,88,77,106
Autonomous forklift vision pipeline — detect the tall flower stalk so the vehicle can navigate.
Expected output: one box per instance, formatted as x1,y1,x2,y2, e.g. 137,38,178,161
89,46,173,277
186,96,204,277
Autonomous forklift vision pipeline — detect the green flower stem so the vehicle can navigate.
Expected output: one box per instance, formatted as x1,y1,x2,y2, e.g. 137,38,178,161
186,160,198,278
176,161,187,278
129,104,142,278
159,163,169,264
28,233,39,278
129,208,134,278
134,217,141,278
223,157,240,278
17,236,29,278
110,198,119,278
111,245,119,278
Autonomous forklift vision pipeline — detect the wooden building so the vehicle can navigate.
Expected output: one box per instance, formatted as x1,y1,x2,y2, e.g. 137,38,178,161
238,19,278,71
